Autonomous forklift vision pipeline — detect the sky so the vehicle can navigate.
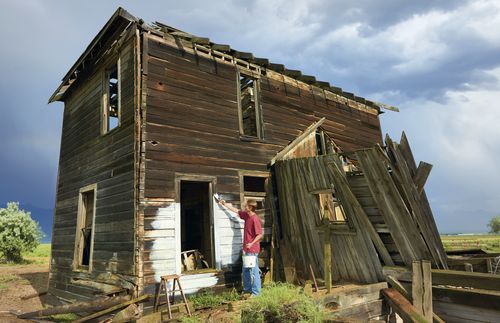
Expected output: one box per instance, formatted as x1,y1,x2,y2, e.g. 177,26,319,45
1,0,499,234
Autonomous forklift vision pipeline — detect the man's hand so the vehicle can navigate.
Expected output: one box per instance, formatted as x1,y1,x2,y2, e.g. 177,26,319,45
245,242,253,249
219,199,226,205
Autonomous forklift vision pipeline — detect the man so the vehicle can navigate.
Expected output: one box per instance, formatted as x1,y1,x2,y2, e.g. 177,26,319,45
219,199,263,296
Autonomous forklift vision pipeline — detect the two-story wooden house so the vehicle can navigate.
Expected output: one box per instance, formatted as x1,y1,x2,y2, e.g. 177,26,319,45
48,7,395,302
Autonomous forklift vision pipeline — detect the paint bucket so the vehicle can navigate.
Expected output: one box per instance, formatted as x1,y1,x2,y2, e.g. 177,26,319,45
242,254,256,268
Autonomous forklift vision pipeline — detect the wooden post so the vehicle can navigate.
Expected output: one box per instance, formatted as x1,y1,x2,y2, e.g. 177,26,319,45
412,261,432,322
323,223,332,293
412,261,423,314
486,258,493,274
464,263,473,272
321,205,332,293
422,261,433,323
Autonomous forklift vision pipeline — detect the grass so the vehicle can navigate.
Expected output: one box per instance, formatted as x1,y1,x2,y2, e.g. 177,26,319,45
188,288,240,310
441,234,500,253
47,313,80,322
0,243,51,265
241,282,324,323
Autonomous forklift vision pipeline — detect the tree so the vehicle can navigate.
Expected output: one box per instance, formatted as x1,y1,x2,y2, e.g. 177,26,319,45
0,202,43,262
488,216,500,234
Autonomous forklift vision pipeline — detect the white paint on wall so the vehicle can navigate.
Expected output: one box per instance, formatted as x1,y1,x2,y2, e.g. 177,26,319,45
214,200,244,267
149,203,179,282
148,199,245,284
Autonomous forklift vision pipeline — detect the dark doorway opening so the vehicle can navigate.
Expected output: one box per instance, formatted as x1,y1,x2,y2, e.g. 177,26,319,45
180,181,213,270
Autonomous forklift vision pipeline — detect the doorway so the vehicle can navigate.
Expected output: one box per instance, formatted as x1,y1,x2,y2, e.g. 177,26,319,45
180,181,214,270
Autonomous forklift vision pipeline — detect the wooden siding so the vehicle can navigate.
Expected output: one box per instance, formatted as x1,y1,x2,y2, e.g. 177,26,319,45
49,33,137,301
139,33,383,290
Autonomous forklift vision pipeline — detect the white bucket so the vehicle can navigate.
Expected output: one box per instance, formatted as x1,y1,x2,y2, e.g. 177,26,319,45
242,254,256,268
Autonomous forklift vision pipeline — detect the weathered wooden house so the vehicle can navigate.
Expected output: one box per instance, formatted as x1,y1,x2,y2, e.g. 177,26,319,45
45,8,500,321
45,8,500,322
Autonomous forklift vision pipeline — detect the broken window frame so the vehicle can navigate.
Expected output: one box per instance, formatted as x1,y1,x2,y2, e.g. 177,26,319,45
101,58,121,135
315,187,356,234
236,68,264,140
73,184,97,272
239,171,269,223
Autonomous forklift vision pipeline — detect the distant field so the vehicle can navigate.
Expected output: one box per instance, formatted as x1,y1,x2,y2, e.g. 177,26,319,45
441,234,500,253
22,243,51,264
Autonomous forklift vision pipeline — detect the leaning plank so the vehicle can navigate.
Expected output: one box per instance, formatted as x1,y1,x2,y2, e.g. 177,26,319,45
413,162,432,195
393,134,448,269
356,148,429,266
74,294,149,323
385,136,447,268
328,158,394,267
18,295,130,318
384,266,500,291
381,288,429,323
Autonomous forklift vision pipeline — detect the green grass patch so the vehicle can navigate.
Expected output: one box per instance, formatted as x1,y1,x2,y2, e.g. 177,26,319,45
47,313,80,322
441,234,500,253
188,288,240,310
241,282,323,323
180,315,202,323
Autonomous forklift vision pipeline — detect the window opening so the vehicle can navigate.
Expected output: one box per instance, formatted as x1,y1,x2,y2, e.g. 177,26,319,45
103,62,120,133
74,187,96,270
238,71,262,138
318,192,347,223
242,175,267,222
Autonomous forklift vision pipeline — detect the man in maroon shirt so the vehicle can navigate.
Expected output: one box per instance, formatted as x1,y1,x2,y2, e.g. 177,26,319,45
219,199,263,295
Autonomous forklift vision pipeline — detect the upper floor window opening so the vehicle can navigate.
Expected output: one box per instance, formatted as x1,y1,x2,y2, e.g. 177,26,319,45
102,60,120,134
237,70,263,139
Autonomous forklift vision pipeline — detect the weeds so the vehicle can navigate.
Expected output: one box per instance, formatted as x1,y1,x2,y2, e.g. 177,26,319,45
188,288,240,310
241,282,323,323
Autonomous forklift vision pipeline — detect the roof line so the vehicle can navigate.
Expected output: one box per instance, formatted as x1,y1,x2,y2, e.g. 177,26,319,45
48,7,138,103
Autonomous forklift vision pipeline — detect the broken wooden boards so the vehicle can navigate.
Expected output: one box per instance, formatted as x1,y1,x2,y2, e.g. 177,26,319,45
274,155,384,284
272,132,448,287
355,134,447,269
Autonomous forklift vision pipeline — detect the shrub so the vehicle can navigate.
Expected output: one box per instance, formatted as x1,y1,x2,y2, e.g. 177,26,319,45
489,216,500,234
0,202,43,262
241,283,323,323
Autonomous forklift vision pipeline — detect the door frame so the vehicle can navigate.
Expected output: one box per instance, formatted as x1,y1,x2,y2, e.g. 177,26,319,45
175,174,219,273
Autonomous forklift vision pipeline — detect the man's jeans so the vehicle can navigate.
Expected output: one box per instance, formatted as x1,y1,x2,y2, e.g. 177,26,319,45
242,253,260,295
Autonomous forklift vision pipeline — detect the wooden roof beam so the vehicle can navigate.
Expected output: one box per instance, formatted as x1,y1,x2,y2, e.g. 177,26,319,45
268,63,285,72
298,75,316,84
329,86,343,94
315,81,330,89
231,50,254,60
284,69,301,78
211,43,231,51
254,57,270,66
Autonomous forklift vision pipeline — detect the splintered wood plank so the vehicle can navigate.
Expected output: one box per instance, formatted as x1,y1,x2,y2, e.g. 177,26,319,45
413,161,432,194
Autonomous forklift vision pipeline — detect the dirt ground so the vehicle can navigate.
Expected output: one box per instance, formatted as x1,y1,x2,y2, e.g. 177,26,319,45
0,263,59,322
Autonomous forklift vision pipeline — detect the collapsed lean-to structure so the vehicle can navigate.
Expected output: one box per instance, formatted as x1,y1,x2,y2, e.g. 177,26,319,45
47,7,498,321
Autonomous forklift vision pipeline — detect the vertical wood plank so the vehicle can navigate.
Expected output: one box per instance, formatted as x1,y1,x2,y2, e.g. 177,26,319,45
422,260,433,323
412,261,424,315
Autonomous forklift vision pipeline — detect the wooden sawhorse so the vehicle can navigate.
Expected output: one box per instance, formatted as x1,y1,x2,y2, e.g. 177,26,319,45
154,274,191,319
